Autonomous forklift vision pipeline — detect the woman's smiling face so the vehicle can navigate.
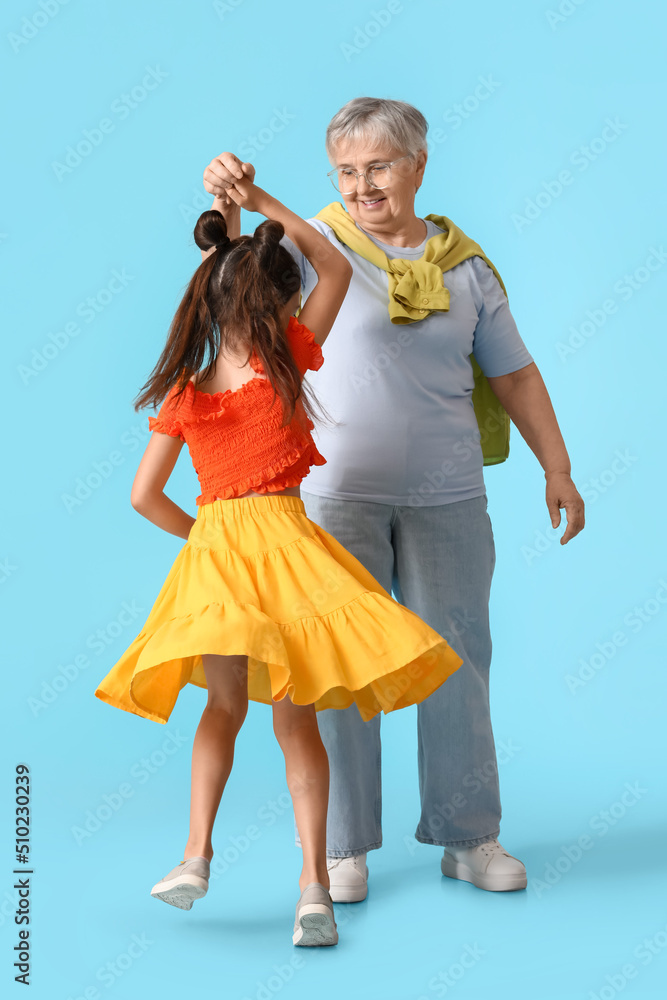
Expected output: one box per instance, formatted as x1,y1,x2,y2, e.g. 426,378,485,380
329,136,427,234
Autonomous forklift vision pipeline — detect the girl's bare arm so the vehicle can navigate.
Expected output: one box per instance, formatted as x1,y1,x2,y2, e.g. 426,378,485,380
130,434,195,539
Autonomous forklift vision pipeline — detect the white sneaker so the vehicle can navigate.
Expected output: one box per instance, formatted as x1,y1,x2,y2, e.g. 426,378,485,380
441,839,527,891
326,853,368,902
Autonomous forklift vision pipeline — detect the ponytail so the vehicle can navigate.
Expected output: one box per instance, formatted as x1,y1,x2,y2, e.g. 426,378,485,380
133,211,233,413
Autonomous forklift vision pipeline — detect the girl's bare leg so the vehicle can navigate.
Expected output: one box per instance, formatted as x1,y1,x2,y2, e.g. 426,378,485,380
272,696,330,893
182,653,249,862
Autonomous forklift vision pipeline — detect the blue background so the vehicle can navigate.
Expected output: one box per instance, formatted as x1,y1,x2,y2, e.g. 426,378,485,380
2,1,666,998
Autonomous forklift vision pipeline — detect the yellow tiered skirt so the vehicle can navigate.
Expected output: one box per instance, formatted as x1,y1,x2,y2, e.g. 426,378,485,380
94,494,463,724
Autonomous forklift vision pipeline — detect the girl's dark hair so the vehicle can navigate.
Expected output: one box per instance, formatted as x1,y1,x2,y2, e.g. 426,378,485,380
133,209,333,430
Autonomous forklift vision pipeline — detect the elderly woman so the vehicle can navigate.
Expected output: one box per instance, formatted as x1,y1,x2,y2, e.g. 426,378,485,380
202,96,585,903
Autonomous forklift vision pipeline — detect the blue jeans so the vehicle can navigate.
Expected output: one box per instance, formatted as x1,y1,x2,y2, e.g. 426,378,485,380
294,490,501,854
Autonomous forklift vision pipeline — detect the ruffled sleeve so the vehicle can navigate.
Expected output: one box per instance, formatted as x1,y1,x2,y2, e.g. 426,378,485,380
147,384,188,442
286,315,324,375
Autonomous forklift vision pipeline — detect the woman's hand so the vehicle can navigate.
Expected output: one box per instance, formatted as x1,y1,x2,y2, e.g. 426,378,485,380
545,472,585,544
203,152,256,205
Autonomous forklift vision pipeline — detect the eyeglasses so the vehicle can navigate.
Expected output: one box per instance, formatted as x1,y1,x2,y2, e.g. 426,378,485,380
326,154,413,194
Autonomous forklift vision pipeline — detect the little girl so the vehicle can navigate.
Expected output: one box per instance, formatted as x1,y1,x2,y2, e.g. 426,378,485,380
94,171,464,947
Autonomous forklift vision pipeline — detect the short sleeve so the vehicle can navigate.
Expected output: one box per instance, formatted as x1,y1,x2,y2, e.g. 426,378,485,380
286,316,324,376
279,219,332,288
279,232,309,288
469,256,534,377
147,385,187,441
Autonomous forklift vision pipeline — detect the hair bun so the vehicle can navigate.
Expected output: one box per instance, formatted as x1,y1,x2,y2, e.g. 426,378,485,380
251,219,286,268
194,209,231,253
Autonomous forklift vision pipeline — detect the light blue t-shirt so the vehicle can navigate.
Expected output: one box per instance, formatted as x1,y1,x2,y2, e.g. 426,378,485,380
280,216,534,506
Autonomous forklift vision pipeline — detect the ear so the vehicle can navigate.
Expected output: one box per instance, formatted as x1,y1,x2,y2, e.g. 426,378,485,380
415,149,428,191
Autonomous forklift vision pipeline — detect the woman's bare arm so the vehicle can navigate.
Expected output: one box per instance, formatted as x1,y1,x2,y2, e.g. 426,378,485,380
486,362,585,544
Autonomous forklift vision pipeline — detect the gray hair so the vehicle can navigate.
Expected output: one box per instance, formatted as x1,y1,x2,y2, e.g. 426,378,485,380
325,97,428,162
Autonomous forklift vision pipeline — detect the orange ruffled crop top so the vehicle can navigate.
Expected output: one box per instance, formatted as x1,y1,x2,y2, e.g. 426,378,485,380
147,316,327,505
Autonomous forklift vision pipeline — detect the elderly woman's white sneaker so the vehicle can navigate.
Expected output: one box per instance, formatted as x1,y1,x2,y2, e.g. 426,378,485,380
326,853,368,902
150,856,210,909
441,839,527,891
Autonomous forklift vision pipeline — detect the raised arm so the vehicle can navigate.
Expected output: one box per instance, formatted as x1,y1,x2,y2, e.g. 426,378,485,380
223,174,352,346
201,152,257,261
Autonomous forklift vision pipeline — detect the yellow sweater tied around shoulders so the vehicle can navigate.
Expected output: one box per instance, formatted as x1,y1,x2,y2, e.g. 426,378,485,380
313,201,513,466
